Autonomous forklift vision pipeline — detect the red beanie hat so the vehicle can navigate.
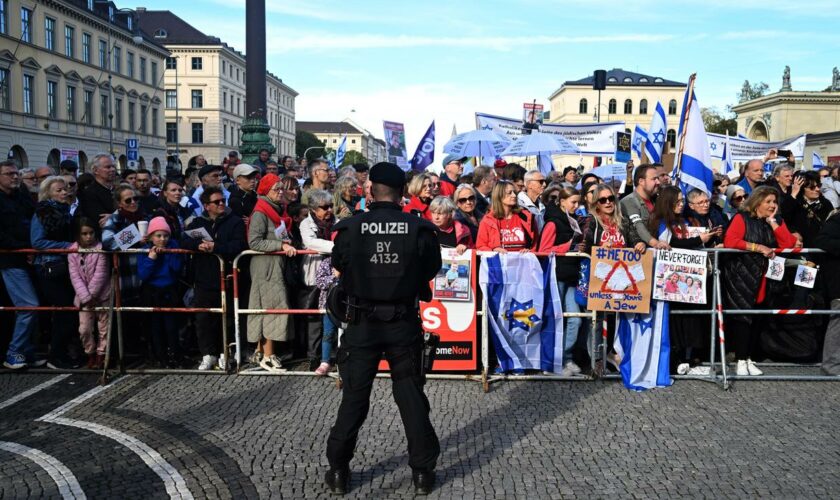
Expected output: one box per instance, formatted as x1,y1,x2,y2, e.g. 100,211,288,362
257,174,280,196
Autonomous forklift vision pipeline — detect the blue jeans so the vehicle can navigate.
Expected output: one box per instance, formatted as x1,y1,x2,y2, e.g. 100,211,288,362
322,315,338,363
558,282,581,364
1,267,39,357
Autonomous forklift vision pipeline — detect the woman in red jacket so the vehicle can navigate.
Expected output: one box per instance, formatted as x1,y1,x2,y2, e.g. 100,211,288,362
476,180,537,252
402,172,434,221
722,185,797,376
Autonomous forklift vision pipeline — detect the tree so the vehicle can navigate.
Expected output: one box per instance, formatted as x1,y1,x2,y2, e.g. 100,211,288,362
342,150,368,167
737,80,770,103
295,130,325,160
702,107,738,135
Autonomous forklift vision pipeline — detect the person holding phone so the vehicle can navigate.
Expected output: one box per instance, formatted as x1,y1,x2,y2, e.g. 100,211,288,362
685,188,727,246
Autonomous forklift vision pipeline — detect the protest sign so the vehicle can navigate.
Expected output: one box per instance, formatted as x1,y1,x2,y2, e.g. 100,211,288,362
587,247,653,313
522,103,544,134
766,256,786,281
185,227,213,242
615,131,632,163
383,121,409,170
794,265,817,288
706,133,806,161
476,112,625,155
114,224,142,250
652,248,708,304
433,249,471,301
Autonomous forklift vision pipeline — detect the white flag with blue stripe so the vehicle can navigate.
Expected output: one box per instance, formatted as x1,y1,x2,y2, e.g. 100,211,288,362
479,253,564,373
813,152,825,169
721,137,734,175
632,125,648,159
334,135,347,170
644,102,667,163
674,83,714,194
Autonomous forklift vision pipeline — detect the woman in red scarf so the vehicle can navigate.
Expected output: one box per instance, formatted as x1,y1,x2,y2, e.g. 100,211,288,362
475,180,537,252
403,172,434,221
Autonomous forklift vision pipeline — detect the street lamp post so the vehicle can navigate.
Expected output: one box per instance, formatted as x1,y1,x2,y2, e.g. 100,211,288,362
174,54,180,171
303,146,325,161
106,8,144,164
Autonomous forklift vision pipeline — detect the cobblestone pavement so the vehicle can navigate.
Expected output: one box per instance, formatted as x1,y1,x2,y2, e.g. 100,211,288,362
1,373,839,499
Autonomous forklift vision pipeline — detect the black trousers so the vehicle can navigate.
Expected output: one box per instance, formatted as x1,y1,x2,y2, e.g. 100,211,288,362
35,268,79,362
194,287,222,357
326,316,439,472
294,285,321,360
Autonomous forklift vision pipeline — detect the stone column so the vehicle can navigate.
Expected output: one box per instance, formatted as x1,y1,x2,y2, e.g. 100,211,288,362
239,0,275,164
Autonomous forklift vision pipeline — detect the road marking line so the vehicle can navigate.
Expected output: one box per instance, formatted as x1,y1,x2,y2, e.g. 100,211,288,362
36,376,194,499
0,374,71,412
0,441,86,499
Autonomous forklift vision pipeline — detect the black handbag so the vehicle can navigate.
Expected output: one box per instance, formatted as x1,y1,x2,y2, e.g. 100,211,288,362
38,259,69,280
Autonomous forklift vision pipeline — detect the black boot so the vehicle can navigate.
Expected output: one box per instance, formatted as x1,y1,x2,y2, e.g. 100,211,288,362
324,468,349,495
412,469,435,495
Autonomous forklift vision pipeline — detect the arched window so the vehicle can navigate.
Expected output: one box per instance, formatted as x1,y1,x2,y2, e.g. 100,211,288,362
668,99,677,115
623,99,632,114
667,129,676,149
639,99,648,115
579,98,588,114
608,99,616,114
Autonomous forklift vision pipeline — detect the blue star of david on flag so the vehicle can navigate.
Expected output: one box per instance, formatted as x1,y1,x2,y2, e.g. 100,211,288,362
631,315,653,335
505,298,540,331
651,130,665,147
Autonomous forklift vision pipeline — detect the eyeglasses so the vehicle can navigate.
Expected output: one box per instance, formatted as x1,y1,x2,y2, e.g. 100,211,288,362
457,195,476,204
313,169,328,174
122,197,138,204
430,182,441,187
530,179,547,185
67,182,77,187
731,194,746,202
596,195,616,205
805,184,821,190
0,171,20,177
820,173,830,178
690,199,710,205
318,204,334,210
207,199,226,206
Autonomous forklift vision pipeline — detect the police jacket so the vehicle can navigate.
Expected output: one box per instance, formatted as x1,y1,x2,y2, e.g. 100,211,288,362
332,201,441,304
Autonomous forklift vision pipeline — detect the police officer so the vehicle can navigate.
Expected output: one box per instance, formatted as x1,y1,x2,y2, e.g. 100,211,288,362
325,162,442,496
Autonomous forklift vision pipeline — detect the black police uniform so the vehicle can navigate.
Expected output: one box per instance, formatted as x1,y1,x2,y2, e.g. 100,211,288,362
326,183,442,485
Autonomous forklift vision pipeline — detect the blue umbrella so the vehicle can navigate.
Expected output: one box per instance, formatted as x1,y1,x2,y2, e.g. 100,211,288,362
443,129,511,158
500,131,580,157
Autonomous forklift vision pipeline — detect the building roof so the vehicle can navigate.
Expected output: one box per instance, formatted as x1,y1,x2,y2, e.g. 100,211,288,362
135,9,221,45
564,68,685,87
297,122,363,135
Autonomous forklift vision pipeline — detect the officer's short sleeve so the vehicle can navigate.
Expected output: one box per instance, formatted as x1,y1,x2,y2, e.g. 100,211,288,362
417,224,442,282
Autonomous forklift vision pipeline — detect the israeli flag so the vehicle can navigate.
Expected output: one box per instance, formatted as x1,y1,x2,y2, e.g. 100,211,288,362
674,86,714,194
334,135,347,170
632,125,648,159
479,253,565,373
721,140,734,175
537,153,556,175
813,152,825,169
615,301,672,391
409,121,435,171
644,102,667,163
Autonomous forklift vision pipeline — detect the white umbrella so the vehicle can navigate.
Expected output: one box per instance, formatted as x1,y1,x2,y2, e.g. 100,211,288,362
443,129,511,158
500,131,580,157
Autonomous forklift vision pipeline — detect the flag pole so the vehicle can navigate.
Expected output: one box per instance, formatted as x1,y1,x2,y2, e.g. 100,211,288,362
673,73,697,182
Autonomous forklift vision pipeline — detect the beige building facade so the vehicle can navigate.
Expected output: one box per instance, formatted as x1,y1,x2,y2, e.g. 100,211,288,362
136,9,297,168
732,91,840,141
0,0,169,173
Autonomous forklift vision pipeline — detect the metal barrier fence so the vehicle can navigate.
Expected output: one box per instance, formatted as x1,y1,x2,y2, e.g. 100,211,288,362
0,248,227,383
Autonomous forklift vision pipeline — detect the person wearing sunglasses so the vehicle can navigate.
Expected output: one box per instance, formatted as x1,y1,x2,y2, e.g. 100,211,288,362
476,180,537,252
182,187,248,371
790,170,833,249
438,154,466,197
517,170,547,231
453,184,481,242
403,172,435,221
190,164,230,217
724,185,747,220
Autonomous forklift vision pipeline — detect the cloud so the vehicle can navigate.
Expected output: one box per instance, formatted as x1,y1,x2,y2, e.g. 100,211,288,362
267,32,676,53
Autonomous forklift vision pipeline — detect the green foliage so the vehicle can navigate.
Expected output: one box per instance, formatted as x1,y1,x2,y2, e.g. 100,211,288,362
295,131,325,160
342,150,368,167
702,107,738,135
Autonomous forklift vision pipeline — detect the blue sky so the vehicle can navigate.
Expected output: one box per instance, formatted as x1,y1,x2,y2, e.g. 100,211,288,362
135,0,839,158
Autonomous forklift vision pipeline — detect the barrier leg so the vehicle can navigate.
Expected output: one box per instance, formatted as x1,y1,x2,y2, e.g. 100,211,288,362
589,310,597,376
219,256,229,373
232,261,242,372
481,295,490,393
112,255,125,375
99,276,117,386
707,253,719,381
714,270,729,390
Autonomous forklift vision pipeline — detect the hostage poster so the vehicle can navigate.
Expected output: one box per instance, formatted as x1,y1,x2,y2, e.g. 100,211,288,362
652,248,708,304
383,121,409,170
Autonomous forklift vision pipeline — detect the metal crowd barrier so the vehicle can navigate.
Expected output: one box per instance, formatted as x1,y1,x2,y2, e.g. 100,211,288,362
0,248,227,383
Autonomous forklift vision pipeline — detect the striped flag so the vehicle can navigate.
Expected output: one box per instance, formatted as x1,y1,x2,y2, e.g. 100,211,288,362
632,125,648,159
674,79,715,194
721,135,734,175
479,253,565,373
615,301,672,391
645,102,667,163
813,152,825,169
334,135,347,170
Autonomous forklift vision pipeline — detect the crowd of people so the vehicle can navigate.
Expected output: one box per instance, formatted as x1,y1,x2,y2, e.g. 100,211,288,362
1,147,839,377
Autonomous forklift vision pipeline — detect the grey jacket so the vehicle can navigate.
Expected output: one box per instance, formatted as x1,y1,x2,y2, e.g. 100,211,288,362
619,191,654,246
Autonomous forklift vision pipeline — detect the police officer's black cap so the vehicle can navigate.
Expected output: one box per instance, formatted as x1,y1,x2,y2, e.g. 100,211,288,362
369,162,406,189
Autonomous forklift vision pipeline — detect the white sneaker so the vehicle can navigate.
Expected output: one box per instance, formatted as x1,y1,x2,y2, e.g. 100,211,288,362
736,360,749,376
747,359,763,376
217,354,226,370
676,363,690,375
564,361,581,375
198,355,218,371
259,354,286,373
688,366,710,376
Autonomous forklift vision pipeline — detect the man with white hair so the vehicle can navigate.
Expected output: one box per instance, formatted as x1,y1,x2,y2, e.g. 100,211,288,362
78,153,117,227
517,169,547,231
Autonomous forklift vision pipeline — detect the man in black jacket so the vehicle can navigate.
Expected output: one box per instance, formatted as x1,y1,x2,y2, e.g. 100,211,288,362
181,187,248,371
77,153,116,228
0,160,42,369
228,164,258,219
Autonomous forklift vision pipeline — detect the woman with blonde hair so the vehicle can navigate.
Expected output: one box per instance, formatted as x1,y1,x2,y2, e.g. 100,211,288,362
475,180,536,252
402,172,434,220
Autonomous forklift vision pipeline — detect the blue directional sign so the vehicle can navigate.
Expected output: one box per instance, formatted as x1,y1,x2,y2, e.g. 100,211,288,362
125,138,139,163
126,138,138,150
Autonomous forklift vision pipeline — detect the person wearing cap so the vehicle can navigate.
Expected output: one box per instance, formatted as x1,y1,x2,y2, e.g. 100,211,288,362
59,159,79,177
325,161,441,496
439,154,465,198
190,164,230,217
228,164,259,218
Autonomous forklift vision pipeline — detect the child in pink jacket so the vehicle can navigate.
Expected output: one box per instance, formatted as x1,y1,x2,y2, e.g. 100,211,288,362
68,218,112,369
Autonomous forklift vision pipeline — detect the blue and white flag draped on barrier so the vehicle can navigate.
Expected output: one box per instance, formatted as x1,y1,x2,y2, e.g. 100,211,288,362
479,253,565,373
632,125,648,159
334,136,347,170
813,152,825,169
644,102,667,163
615,301,672,391
410,121,435,171
675,86,714,194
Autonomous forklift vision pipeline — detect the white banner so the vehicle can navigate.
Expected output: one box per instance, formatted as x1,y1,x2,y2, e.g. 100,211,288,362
476,112,625,156
706,133,806,161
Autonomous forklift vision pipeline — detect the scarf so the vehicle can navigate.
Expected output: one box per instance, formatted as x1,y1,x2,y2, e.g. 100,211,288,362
250,196,292,237
118,208,145,224
35,200,70,236
312,213,335,240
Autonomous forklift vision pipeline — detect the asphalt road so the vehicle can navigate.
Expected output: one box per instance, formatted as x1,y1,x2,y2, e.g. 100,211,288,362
1,373,839,499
